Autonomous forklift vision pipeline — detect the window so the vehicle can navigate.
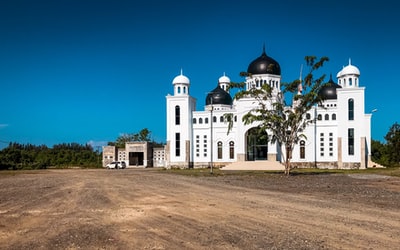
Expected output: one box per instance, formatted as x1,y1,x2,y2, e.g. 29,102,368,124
229,141,234,159
213,116,217,123
349,78,352,86
199,118,203,124
348,99,354,120
348,128,354,155
193,118,196,124
234,116,237,122
332,114,336,120
325,114,329,120
220,116,224,122
175,133,180,157
217,141,223,159
205,118,208,124
317,114,322,120
177,86,181,94
306,113,311,119
175,106,180,125
300,140,305,159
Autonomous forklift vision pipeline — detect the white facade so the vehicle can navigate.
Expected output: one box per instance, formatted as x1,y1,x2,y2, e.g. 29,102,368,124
165,50,372,169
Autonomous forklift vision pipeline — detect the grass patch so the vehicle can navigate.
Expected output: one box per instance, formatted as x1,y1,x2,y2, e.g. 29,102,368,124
159,166,400,177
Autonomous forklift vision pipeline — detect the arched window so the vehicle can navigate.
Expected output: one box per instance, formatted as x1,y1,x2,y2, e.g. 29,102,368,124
217,141,223,159
175,106,180,125
199,118,203,124
229,141,235,159
325,114,329,120
348,98,354,120
213,116,217,123
193,118,196,124
332,114,336,120
300,140,305,159
205,118,208,124
177,86,181,94
220,116,224,122
306,113,311,120
234,116,237,122
183,86,186,94
317,114,322,120
349,78,352,86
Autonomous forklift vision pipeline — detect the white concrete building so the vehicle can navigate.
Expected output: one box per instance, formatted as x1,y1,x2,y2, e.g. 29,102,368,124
165,47,374,170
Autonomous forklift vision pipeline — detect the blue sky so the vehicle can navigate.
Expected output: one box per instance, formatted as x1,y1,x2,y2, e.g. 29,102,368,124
0,0,398,149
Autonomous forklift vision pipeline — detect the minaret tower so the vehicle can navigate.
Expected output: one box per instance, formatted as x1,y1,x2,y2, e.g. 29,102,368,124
218,73,230,93
165,70,196,168
336,59,370,169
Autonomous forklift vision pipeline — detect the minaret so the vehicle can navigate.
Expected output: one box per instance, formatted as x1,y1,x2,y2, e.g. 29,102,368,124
173,69,190,95
218,72,230,93
292,64,303,109
336,59,360,88
165,70,196,168
335,59,369,169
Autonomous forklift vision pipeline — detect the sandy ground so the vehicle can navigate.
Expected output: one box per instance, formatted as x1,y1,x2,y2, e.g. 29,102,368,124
0,169,399,250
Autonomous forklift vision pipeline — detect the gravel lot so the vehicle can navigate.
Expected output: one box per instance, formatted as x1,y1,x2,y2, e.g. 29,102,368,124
0,169,399,249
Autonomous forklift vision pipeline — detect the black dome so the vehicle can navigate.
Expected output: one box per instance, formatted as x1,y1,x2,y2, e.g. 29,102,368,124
318,75,342,100
206,85,233,105
247,47,281,75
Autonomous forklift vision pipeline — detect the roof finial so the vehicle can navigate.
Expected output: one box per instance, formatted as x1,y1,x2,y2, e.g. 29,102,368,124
223,72,226,76
349,58,352,65
262,43,266,54
180,68,183,75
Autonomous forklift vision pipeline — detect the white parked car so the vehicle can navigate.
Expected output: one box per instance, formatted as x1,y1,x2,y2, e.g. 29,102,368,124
106,161,126,169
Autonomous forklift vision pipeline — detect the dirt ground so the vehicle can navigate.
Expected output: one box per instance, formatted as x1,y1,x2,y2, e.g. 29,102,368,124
0,169,399,250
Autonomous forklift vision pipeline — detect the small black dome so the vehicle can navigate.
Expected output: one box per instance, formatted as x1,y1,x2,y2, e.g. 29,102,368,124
206,85,232,105
247,47,281,75
319,75,342,100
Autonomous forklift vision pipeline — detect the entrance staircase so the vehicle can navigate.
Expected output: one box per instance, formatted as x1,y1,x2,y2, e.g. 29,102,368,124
221,160,285,171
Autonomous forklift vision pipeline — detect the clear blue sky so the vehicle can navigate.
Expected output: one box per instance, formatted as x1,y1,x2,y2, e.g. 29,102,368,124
0,0,398,149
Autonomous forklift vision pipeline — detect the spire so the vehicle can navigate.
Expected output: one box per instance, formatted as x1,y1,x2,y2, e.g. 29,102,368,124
180,68,183,75
297,64,303,95
262,43,266,55
348,58,352,65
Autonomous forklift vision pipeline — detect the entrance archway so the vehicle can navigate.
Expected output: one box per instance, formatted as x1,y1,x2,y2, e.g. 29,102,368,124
246,127,268,161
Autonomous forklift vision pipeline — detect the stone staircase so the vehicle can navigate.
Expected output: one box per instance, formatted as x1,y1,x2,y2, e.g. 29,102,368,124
221,160,285,171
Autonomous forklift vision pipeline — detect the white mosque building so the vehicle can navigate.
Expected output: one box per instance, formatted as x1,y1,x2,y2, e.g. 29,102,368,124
165,47,375,170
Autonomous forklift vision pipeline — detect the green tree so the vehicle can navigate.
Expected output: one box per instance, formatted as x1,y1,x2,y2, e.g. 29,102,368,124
371,139,387,166
385,122,400,166
113,128,153,148
228,56,329,175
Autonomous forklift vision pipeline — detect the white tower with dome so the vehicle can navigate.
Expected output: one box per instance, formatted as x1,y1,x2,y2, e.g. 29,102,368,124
165,70,196,168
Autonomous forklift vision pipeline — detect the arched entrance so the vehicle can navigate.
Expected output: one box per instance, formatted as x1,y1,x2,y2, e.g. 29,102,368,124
246,127,268,161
